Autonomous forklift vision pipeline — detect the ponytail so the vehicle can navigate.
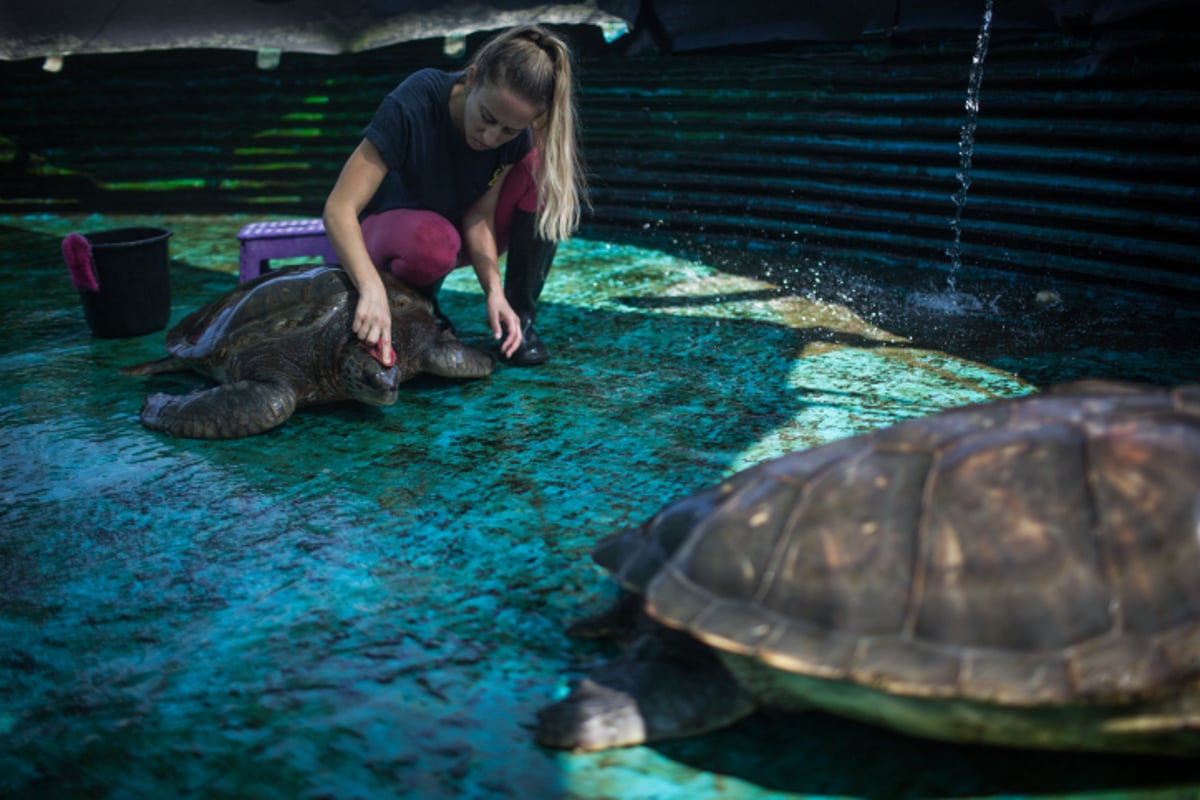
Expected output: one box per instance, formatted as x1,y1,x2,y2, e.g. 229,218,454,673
469,25,588,242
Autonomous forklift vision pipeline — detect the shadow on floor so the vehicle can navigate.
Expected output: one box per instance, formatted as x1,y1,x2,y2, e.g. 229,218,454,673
650,708,1200,799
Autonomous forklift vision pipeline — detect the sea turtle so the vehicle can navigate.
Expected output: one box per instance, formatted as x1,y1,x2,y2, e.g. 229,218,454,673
537,380,1200,756
120,264,494,439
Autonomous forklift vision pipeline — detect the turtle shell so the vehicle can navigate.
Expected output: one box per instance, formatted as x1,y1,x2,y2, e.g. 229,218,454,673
604,381,1200,717
166,265,420,362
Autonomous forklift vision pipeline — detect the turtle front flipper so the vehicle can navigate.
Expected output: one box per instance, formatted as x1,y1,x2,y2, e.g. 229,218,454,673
140,379,298,439
536,628,756,751
423,337,495,379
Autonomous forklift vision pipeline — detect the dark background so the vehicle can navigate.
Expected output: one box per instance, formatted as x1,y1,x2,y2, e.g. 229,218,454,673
2,0,1198,293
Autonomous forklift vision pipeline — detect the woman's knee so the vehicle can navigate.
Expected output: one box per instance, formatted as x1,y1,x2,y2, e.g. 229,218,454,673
410,215,461,270
508,150,540,214
362,210,461,286
494,150,540,253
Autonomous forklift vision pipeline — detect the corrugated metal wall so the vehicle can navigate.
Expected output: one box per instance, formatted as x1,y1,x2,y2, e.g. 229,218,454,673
580,37,1200,291
2,30,1197,291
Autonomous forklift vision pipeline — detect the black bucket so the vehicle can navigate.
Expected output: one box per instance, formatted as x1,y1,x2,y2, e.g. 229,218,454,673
67,227,173,338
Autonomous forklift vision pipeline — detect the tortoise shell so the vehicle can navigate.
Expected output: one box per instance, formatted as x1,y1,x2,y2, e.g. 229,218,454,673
594,380,1200,752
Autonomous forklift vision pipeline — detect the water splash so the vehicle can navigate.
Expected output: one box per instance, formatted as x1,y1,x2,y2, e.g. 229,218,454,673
946,0,995,280
906,286,1000,316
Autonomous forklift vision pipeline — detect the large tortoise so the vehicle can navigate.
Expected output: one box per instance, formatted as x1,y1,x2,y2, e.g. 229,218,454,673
537,380,1200,756
121,264,494,439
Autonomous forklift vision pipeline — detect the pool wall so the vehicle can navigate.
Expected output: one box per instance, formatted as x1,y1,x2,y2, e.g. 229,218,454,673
2,17,1197,294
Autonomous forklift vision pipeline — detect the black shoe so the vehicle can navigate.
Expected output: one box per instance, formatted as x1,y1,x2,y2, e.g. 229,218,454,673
503,320,548,366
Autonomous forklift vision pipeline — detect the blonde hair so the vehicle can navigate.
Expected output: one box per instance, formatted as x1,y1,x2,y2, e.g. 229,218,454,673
470,24,588,242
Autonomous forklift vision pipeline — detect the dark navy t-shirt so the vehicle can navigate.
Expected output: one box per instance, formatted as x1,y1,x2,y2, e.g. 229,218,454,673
361,68,532,223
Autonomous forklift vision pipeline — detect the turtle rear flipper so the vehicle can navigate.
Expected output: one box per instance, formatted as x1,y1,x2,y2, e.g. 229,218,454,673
536,628,755,751
140,380,298,439
423,339,495,379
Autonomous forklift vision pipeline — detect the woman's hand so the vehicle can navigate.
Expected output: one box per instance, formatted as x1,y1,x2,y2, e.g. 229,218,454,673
461,165,522,359
352,280,394,365
324,139,394,365
487,292,523,358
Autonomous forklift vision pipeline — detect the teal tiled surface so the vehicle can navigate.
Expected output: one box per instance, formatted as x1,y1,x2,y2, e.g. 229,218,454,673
1,214,1197,798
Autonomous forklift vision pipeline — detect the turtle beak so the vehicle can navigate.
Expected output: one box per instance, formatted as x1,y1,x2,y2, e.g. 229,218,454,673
354,367,401,406
345,343,402,406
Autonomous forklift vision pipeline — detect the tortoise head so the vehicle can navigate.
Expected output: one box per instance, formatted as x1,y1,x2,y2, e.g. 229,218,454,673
341,340,403,407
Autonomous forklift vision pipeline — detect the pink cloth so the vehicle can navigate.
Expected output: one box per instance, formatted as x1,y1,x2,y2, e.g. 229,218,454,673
361,149,539,288
62,232,99,292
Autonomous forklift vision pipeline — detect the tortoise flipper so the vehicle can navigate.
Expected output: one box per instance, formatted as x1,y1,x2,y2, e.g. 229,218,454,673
536,627,756,751
423,335,495,379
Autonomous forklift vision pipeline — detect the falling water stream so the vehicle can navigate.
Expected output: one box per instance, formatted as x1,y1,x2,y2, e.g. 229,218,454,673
908,0,996,317
948,0,994,277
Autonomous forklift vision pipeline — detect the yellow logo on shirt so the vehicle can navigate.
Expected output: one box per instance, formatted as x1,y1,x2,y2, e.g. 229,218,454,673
489,165,509,187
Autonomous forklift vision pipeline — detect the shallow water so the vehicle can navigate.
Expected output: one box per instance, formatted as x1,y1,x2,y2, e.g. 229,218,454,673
1,213,1198,799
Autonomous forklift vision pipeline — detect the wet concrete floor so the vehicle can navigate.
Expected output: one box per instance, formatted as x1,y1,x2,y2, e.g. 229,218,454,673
2,212,1198,798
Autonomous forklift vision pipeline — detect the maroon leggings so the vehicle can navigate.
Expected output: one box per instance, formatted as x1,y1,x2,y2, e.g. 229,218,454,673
360,149,539,289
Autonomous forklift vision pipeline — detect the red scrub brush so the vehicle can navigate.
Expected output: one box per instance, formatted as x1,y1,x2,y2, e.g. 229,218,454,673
360,338,396,367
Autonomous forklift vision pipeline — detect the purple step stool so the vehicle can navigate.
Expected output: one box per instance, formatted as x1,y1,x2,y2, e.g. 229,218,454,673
237,218,339,282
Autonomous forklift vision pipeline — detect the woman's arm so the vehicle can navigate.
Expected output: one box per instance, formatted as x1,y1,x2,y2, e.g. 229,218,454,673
323,139,394,364
462,167,522,358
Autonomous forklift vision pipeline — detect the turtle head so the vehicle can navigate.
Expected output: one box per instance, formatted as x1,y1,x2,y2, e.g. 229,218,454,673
342,341,403,406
